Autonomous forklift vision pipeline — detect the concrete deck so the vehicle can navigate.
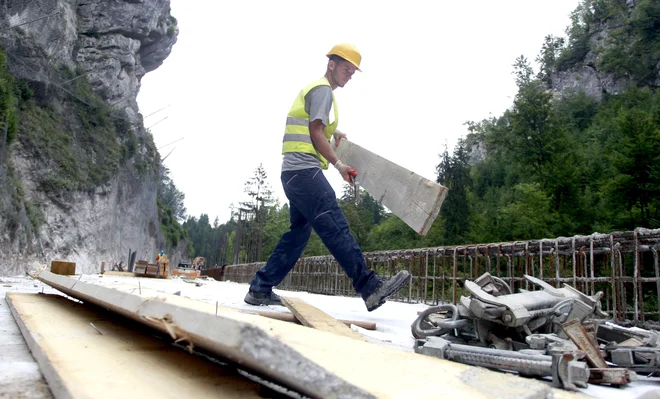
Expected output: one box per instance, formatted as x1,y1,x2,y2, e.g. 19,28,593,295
0,277,52,398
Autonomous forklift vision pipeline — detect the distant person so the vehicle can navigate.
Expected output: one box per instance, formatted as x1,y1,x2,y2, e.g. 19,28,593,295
244,43,411,312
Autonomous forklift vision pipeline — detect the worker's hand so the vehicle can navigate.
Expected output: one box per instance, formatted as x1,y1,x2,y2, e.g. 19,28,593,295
333,130,347,147
334,160,357,184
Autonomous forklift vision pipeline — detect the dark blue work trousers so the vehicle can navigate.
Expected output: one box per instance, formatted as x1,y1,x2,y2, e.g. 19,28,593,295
249,168,381,299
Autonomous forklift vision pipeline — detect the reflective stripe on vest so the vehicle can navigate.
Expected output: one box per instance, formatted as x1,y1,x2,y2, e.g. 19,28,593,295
281,77,338,170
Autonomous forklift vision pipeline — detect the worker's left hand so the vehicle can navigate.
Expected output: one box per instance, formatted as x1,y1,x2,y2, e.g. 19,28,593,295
333,130,347,147
334,160,357,184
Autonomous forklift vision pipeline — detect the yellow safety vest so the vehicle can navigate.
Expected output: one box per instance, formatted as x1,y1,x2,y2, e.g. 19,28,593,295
281,77,338,170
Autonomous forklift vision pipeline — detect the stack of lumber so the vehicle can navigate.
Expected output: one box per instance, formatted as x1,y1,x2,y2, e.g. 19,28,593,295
7,271,582,399
134,260,170,278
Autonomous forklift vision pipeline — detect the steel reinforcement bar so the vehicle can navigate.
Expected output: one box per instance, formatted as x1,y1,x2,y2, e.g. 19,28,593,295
219,228,660,323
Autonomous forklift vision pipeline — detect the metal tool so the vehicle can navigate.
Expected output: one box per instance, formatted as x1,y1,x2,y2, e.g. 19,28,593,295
348,167,359,206
411,304,468,339
415,336,590,390
588,368,636,386
462,273,606,328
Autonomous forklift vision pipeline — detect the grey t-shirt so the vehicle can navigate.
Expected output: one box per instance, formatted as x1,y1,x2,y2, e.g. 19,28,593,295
282,85,333,171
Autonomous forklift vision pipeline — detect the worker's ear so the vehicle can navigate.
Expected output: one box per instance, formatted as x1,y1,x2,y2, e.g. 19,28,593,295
328,59,336,71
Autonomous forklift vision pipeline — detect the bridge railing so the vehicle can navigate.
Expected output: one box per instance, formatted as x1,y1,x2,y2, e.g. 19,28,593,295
218,228,660,324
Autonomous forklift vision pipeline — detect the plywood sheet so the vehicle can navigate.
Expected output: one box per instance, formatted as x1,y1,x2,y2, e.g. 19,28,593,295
333,138,448,236
33,272,373,399
6,293,264,399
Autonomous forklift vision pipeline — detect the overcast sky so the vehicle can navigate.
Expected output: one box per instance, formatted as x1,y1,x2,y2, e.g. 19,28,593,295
136,0,580,224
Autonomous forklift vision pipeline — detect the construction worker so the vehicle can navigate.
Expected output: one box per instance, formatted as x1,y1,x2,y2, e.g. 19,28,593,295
244,43,411,312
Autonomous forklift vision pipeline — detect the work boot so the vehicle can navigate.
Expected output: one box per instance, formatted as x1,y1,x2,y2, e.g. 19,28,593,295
244,290,284,306
364,270,412,312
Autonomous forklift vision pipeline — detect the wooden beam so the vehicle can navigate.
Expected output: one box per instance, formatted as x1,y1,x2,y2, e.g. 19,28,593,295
249,309,377,330
6,293,265,399
50,260,75,276
281,296,367,341
333,137,448,236
34,271,582,399
101,271,136,277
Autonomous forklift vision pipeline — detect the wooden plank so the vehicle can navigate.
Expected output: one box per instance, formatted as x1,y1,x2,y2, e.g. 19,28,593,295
101,271,136,277
34,271,581,399
281,296,367,341
333,137,448,236
248,310,377,330
562,318,608,369
7,292,265,399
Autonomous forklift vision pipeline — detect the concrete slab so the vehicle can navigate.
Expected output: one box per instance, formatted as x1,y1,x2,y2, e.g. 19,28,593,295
333,138,447,236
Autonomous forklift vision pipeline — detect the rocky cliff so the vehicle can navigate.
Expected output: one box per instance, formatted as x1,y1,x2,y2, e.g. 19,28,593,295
0,0,184,275
549,0,659,100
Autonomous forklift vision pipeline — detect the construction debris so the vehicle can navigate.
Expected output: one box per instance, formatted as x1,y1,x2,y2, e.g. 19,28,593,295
414,336,590,390
30,270,582,399
411,272,660,390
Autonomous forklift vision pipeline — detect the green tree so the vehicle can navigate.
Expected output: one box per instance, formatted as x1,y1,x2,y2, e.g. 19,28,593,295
608,107,660,227
436,140,471,245
238,164,274,262
536,35,566,84
497,183,558,240
158,166,186,221
338,184,385,249
368,215,422,251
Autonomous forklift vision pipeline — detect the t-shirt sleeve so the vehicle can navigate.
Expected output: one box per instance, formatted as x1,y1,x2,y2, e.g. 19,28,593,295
304,86,333,126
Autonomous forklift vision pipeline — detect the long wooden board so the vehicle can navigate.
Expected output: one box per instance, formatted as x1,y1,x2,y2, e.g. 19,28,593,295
101,271,136,277
333,138,448,236
281,296,367,341
6,293,264,399
34,272,581,399
247,309,377,330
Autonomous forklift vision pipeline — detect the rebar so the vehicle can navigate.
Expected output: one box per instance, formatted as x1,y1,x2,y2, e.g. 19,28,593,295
222,228,660,323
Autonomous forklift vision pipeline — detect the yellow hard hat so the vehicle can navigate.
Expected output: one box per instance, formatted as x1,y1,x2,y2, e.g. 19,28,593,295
327,43,362,71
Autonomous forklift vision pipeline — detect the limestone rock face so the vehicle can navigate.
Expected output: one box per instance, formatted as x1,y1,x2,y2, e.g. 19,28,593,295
548,3,656,101
4,0,177,124
551,65,632,101
0,0,183,275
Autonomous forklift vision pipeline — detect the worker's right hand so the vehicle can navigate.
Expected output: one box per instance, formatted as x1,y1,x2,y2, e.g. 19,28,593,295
334,160,357,184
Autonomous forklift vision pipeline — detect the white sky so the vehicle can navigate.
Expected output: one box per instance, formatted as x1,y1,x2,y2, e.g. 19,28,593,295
136,0,580,224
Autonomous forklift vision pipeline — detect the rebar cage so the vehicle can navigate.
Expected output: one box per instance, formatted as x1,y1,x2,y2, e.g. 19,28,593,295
219,228,660,324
